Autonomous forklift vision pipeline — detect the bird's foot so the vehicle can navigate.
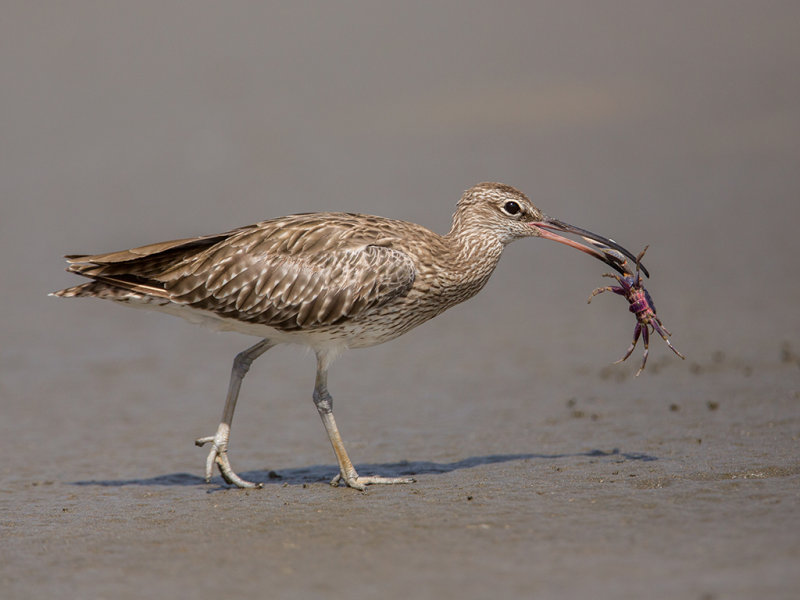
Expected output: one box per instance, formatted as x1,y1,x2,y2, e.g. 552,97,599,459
195,426,262,489
330,472,416,491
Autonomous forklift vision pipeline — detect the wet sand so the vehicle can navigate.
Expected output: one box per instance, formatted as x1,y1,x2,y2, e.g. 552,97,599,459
2,3,799,599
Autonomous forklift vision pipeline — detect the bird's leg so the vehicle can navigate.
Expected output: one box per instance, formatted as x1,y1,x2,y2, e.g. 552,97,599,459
195,338,275,488
312,354,414,491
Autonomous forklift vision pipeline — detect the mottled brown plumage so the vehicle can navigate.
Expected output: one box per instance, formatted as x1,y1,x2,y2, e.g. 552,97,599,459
54,182,640,490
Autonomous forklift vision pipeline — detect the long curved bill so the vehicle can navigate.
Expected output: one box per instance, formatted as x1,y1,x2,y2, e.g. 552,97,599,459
531,218,649,278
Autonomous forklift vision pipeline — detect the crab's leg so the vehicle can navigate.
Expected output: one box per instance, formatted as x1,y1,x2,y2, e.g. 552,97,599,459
650,319,669,340
651,317,673,339
635,325,652,376
633,246,649,286
587,285,624,303
663,338,685,360
602,273,626,287
615,322,642,364
651,319,686,360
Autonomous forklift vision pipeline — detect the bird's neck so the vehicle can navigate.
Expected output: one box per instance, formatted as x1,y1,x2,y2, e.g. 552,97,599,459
441,217,506,296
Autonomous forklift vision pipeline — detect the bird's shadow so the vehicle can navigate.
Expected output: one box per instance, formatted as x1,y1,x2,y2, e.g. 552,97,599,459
71,448,657,489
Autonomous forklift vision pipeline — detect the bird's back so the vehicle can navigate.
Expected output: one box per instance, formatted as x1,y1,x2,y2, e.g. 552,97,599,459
54,212,464,345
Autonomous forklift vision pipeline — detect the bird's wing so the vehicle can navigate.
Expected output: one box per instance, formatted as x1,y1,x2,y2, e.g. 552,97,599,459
161,215,417,330
63,227,255,279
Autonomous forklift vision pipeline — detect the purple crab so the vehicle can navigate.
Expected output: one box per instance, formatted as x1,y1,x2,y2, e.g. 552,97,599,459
588,245,685,376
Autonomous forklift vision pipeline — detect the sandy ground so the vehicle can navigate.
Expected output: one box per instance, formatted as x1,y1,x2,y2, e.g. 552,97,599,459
2,3,799,599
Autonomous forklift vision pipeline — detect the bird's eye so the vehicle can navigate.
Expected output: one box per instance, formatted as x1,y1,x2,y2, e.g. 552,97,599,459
502,201,521,216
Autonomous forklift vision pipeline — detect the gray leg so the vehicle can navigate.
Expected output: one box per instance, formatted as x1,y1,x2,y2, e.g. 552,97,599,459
312,352,415,491
195,338,275,488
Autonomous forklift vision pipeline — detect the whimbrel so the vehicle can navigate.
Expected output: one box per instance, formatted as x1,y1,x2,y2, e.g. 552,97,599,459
54,183,642,490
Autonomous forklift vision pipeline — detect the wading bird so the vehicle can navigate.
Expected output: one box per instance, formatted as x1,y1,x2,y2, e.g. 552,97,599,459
54,183,644,490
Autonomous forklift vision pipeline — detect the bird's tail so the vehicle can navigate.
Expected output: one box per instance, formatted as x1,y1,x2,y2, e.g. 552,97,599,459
50,281,156,303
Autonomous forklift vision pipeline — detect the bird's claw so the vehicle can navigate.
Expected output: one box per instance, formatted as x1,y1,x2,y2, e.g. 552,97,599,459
194,432,262,489
329,471,416,491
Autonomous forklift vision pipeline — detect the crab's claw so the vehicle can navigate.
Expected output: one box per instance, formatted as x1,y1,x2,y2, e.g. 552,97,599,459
530,218,649,278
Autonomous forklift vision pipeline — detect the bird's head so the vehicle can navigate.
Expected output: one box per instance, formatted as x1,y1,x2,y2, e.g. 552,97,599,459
452,182,647,277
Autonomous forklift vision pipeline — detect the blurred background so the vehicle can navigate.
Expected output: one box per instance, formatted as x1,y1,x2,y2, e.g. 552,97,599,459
1,2,799,597
2,1,799,368
2,2,798,373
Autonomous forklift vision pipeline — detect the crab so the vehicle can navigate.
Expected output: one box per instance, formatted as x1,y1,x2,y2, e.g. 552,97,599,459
588,245,685,376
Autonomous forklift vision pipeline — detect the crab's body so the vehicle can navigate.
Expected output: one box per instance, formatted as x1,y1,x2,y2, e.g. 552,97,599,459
589,246,684,376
